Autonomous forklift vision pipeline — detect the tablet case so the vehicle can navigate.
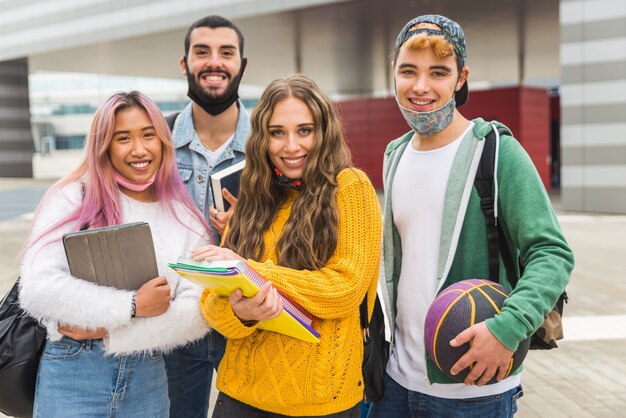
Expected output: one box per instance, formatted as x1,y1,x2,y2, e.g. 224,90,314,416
63,222,158,291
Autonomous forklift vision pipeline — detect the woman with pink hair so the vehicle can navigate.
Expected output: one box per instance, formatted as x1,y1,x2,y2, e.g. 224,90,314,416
19,91,213,417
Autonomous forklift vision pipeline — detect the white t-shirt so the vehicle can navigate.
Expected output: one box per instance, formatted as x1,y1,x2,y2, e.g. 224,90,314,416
386,124,521,398
204,133,235,167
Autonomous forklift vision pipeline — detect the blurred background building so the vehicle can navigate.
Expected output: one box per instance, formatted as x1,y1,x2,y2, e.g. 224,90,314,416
0,0,624,213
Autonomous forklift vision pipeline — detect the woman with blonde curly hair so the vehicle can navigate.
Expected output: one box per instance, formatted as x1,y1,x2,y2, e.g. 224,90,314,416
195,74,382,417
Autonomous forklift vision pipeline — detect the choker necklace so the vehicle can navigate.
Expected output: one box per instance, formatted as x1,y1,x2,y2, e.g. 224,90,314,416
272,167,303,190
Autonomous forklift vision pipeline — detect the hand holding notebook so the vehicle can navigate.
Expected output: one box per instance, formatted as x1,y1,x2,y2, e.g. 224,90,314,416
168,257,320,343
230,280,283,323
210,159,245,212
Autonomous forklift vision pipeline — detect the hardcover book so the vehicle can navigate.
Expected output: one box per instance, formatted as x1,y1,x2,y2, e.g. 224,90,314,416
63,222,158,291
168,257,321,343
210,159,246,212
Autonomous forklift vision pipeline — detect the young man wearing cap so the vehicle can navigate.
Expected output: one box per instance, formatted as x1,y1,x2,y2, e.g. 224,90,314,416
370,15,573,417
164,15,250,418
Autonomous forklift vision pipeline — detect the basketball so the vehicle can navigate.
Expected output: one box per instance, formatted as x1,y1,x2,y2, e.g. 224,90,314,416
424,279,530,384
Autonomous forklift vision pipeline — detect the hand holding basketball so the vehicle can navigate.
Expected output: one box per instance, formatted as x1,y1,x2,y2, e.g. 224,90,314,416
449,322,514,386
424,279,530,385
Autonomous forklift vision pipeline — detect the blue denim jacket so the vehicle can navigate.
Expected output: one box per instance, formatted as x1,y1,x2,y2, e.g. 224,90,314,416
172,100,250,242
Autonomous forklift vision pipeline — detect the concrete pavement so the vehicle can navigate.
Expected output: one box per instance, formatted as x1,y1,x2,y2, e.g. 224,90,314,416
1,156,625,417
517,207,626,417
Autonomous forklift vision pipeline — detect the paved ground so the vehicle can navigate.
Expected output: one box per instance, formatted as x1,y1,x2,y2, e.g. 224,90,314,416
1,153,625,417
516,208,626,417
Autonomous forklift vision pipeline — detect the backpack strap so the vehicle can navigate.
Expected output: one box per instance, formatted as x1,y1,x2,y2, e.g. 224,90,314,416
475,126,568,349
359,294,383,331
474,125,519,284
474,127,501,281
165,112,180,132
360,295,369,330
497,216,523,287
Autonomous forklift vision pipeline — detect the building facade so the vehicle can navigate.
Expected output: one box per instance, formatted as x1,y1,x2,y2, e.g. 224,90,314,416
0,0,623,212
560,0,626,213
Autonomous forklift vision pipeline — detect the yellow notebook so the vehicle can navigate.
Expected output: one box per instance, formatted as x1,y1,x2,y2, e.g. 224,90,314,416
168,258,320,343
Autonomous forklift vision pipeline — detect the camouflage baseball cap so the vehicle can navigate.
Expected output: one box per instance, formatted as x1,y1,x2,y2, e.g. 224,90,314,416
394,14,469,106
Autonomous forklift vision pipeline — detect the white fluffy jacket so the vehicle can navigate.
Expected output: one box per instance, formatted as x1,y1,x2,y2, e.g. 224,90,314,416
19,181,211,355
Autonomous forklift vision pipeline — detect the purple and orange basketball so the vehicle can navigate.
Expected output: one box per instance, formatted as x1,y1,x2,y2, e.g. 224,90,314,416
424,279,530,384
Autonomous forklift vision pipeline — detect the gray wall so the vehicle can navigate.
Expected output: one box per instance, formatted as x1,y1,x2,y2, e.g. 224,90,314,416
0,58,33,177
560,0,626,213
19,0,561,93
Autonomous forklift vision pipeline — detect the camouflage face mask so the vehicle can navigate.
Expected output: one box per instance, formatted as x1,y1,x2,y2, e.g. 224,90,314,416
396,96,456,137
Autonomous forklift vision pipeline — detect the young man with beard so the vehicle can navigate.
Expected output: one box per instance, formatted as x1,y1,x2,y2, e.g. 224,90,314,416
172,15,250,243
369,15,573,417
164,15,250,418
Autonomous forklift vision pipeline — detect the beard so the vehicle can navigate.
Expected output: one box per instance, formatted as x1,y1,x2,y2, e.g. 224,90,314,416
185,57,247,116
189,68,240,102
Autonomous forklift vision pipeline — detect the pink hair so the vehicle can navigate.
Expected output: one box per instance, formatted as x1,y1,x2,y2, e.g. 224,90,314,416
29,91,212,247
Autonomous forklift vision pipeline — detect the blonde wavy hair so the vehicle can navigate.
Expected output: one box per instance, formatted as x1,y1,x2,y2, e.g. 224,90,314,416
224,74,352,269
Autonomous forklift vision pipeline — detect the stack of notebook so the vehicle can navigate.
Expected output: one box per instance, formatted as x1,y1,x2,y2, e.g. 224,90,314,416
168,258,320,343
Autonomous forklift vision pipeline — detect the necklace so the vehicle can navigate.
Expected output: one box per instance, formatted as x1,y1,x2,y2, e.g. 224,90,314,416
200,139,217,152
200,133,234,152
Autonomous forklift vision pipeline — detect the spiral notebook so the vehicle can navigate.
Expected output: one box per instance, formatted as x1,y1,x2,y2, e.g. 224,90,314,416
63,222,159,291
169,257,321,343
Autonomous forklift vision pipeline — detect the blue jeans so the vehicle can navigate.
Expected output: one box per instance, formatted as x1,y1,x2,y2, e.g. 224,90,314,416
164,331,226,418
367,373,523,418
34,338,169,417
359,401,371,418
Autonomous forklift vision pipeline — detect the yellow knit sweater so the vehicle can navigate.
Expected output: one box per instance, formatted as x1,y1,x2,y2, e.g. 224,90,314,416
200,168,382,416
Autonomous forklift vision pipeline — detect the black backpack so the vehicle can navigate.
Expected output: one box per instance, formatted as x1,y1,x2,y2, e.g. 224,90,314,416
359,294,389,401
0,279,46,418
474,125,568,350
165,112,180,132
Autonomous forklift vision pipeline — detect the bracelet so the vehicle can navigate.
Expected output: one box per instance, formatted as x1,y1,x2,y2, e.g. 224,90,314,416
130,294,137,318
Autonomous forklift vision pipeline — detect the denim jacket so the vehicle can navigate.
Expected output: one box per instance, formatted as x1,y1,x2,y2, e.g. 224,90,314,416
172,100,250,242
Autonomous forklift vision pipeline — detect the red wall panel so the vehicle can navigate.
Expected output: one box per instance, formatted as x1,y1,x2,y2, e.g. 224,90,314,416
338,98,408,187
336,86,552,190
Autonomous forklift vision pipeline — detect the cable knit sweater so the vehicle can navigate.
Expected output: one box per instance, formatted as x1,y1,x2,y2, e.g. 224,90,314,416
200,168,382,416
19,180,211,355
